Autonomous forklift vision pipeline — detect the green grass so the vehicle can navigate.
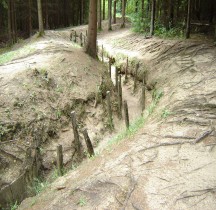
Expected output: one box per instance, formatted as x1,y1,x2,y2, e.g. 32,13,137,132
108,89,163,148
0,44,36,65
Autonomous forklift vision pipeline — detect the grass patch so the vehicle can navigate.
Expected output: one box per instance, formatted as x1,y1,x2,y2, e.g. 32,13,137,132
108,89,163,147
0,44,36,65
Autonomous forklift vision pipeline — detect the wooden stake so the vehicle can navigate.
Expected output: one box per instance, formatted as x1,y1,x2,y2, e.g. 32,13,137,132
82,129,95,157
143,71,146,85
141,85,145,113
83,35,86,46
124,100,129,129
125,57,128,81
115,67,118,91
56,144,63,176
74,31,77,43
109,57,112,78
102,45,104,62
80,32,83,47
71,111,81,156
86,30,88,37
106,91,114,129
118,75,122,119
134,63,139,92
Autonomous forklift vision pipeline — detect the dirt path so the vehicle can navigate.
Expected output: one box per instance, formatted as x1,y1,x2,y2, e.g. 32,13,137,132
15,23,216,210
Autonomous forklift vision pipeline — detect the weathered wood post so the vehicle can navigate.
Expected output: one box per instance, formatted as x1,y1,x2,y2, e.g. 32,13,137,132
134,63,139,92
74,31,77,43
83,35,86,47
118,75,122,119
115,67,119,91
80,32,83,47
86,30,88,37
143,71,146,85
71,111,82,157
124,100,129,129
82,129,95,157
125,57,128,82
109,57,112,78
56,144,63,176
106,91,114,129
141,85,145,114
102,45,104,62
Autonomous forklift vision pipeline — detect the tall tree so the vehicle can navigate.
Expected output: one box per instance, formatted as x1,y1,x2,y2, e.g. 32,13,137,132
98,0,102,30
150,0,156,36
108,0,112,30
28,0,32,37
121,0,126,28
7,0,12,43
186,0,191,38
86,0,98,58
37,0,44,35
113,0,117,24
102,0,105,20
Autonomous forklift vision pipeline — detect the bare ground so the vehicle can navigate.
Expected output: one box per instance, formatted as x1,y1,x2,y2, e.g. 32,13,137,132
1,19,216,210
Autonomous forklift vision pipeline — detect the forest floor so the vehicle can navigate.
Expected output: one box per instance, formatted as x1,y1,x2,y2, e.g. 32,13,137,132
0,19,216,210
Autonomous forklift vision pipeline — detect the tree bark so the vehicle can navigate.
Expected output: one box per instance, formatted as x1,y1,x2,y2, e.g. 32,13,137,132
113,0,117,24
141,0,144,19
186,0,191,39
121,0,126,28
7,0,12,44
102,0,106,20
169,0,174,28
150,0,156,36
108,0,112,30
86,0,98,58
98,0,102,30
28,0,32,37
37,0,44,35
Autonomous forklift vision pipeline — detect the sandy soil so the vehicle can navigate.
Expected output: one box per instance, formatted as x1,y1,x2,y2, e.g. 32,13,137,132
2,19,216,210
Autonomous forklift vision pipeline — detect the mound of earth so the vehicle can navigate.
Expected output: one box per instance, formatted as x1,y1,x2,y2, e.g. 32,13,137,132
17,24,216,210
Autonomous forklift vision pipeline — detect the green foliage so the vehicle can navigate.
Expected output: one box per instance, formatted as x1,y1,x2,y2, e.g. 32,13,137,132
154,23,184,38
10,201,18,210
78,197,87,207
0,124,10,139
130,13,150,34
31,178,49,195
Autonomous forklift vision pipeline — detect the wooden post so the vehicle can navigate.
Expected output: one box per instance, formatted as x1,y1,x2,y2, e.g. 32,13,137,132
125,57,128,81
86,30,88,37
106,91,114,129
143,71,146,85
56,144,63,176
82,129,95,157
118,75,122,119
83,35,86,46
124,100,129,129
71,111,81,156
134,63,139,92
141,85,145,114
74,31,77,43
109,57,112,78
115,67,118,91
102,45,104,62
80,32,83,47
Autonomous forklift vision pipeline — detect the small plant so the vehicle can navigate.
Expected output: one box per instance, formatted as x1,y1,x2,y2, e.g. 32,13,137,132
0,125,10,139
29,92,37,102
161,108,172,119
10,201,19,210
55,109,62,119
78,197,87,207
31,178,49,195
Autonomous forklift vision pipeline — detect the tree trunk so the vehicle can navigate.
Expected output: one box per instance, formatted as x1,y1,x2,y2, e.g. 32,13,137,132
98,0,102,29
147,0,150,18
45,0,49,29
28,0,32,37
169,0,174,28
108,0,112,30
7,0,12,44
102,0,105,20
150,0,156,36
141,0,144,19
86,0,98,58
121,0,126,28
37,0,44,35
113,0,116,24
80,0,84,24
186,0,191,39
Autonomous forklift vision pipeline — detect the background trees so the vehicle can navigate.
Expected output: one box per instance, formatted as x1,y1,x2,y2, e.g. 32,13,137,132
0,0,215,46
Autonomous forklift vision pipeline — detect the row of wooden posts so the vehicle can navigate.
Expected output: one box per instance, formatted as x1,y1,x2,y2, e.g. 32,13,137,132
56,31,146,176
